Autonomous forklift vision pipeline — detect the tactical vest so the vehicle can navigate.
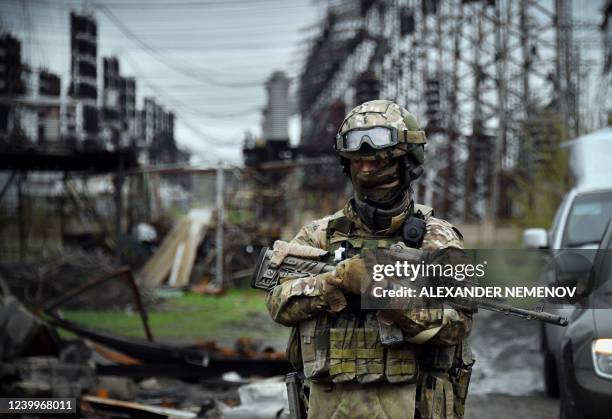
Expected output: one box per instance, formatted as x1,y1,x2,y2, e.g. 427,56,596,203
287,204,475,418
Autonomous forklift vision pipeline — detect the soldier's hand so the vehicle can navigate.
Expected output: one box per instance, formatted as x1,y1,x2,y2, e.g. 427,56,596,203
325,256,368,295
270,240,329,266
317,275,347,312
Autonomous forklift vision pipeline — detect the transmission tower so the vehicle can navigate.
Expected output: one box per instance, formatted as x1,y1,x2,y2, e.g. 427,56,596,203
298,0,606,221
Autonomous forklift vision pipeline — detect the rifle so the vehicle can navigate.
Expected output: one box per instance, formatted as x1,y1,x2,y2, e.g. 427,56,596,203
251,246,569,327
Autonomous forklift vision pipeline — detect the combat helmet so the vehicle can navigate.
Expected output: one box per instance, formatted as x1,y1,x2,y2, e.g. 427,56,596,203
334,100,427,183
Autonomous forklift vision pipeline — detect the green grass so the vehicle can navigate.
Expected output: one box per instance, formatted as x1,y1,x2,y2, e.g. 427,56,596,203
58,289,271,342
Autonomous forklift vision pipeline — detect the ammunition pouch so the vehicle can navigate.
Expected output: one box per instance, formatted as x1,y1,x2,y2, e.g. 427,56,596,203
419,373,456,419
386,347,417,383
299,316,330,379
299,311,419,385
329,328,356,382
328,313,359,382
450,339,474,418
356,314,385,383
451,366,472,418
419,339,474,418
286,326,302,370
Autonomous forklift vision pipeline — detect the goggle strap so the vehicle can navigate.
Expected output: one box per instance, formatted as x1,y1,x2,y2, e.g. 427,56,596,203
403,130,427,144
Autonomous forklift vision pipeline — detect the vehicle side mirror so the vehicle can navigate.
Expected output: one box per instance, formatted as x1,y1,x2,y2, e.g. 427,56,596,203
523,228,549,249
546,251,595,303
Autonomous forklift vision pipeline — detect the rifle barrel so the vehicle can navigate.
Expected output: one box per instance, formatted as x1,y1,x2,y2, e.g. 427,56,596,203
475,299,569,326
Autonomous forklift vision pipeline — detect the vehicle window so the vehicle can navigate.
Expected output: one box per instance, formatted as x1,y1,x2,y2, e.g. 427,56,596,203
562,192,612,248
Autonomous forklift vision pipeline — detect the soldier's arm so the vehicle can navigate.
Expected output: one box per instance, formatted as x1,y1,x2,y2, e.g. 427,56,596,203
265,218,346,326
378,217,473,345
430,307,473,346
266,274,345,326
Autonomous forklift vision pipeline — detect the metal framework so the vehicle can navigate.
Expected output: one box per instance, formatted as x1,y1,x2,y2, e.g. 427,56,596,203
298,0,609,221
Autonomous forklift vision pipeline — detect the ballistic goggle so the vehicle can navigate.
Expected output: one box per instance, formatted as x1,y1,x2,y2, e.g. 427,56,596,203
335,126,426,152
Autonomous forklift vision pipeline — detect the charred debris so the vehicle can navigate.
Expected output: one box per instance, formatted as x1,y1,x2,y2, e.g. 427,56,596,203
0,259,291,418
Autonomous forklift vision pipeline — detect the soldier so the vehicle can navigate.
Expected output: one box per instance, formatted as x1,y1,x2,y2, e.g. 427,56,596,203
266,100,473,419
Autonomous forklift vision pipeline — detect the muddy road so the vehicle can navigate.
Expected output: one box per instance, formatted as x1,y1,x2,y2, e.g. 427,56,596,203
465,311,560,419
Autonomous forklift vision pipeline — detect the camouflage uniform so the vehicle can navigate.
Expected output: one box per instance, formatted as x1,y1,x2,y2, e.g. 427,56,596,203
266,99,473,419
266,202,473,419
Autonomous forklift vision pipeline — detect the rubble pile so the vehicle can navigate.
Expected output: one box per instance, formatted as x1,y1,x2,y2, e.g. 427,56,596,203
1,339,289,418
0,272,292,418
2,352,96,398
0,250,155,309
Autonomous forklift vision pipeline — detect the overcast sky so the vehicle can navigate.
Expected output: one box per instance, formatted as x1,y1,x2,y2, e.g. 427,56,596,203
0,0,323,164
1,1,608,165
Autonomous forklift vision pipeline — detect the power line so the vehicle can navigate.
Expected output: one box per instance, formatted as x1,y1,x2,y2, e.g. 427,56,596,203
122,52,247,148
95,4,265,88
120,53,266,110
98,0,310,12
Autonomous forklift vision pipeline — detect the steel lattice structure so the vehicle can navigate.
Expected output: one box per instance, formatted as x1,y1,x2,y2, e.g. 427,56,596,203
298,0,610,222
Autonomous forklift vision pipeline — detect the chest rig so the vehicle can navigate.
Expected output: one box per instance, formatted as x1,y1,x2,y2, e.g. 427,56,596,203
293,206,431,385
288,205,475,418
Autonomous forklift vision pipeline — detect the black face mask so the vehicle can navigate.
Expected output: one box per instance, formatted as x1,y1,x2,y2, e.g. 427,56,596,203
352,189,413,233
350,159,403,207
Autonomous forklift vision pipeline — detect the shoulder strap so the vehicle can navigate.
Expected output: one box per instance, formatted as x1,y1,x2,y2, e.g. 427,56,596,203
327,215,353,238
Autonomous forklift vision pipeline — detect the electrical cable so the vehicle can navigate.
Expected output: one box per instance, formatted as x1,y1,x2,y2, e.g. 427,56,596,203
122,51,248,148
95,4,266,88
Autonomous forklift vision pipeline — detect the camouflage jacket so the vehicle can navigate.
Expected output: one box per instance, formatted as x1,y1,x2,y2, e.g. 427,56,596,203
265,201,472,347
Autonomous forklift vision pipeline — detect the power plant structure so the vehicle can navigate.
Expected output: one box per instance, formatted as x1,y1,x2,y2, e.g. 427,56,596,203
297,0,611,221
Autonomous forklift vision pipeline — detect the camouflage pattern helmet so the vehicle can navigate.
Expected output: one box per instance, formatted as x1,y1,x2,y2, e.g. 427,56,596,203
335,100,427,165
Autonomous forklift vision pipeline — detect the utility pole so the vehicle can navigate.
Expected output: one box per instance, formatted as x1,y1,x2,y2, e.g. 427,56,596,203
114,153,124,258
215,163,224,287
17,173,26,261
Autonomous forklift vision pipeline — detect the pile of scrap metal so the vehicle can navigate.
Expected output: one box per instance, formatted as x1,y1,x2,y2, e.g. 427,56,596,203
0,249,153,309
0,279,80,397
0,268,292,418
78,377,291,418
